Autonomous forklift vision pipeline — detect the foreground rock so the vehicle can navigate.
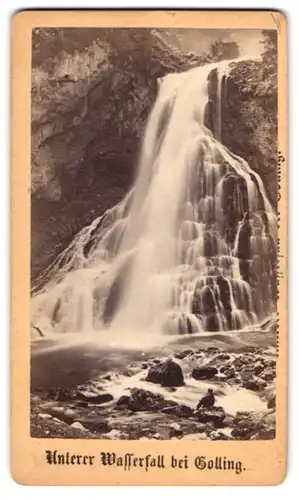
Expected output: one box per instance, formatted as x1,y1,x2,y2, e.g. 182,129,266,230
126,388,177,412
192,366,218,380
161,404,194,418
231,411,275,440
195,406,226,428
145,358,184,387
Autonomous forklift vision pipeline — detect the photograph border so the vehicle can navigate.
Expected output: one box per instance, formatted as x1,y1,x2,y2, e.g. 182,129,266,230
11,9,288,486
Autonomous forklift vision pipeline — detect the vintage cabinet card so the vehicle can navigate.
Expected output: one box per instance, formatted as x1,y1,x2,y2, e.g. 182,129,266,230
11,10,288,486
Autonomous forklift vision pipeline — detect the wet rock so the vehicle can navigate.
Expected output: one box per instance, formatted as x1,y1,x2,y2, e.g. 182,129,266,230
223,367,235,379
174,349,194,360
78,392,114,404
191,366,218,380
70,422,86,431
145,358,184,387
231,411,274,440
78,418,110,434
38,413,52,420
267,396,276,409
152,359,161,365
232,356,247,370
169,426,182,439
116,395,130,407
250,428,275,440
162,404,193,418
240,369,253,382
242,379,260,391
197,389,215,409
222,415,235,427
103,429,127,440
215,353,230,361
196,406,226,428
262,370,275,382
75,401,89,408
255,377,267,389
127,388,176,412
144,364,161,384
64,409,77,417
181,433,208,440
207,347,220,353
52,417,64,424
210,430,232,440
49,409,74,425
234,377,242,385
56,388,78,402
253,361,264,376
122,368,138,377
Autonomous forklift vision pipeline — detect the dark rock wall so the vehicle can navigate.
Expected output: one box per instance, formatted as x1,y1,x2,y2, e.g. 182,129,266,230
207,59,277,209
31,28,201,281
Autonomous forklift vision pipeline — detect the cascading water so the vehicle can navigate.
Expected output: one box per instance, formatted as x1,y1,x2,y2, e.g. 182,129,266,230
31,57,277,338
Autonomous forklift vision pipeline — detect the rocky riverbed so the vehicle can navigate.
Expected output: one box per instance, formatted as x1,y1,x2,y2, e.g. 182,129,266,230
31,332,276,441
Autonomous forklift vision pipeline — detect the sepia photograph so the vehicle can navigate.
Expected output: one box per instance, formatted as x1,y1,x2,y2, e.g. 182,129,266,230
29,26,278,442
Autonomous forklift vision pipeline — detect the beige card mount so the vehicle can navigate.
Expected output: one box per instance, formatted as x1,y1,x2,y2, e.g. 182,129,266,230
11,10,288,486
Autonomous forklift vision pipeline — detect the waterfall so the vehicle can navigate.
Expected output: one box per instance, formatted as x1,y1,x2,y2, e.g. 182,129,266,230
31,57,277,337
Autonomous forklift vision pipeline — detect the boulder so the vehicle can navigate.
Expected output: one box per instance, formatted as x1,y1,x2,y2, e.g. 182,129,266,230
181,433,208,440
49,409,75,425
78,418,110,434
79,392,114,404
161,404,194,418
250,429,275,440
231,411,275,440
253,361,265,376
215,353,230,361
223,367,235,379
262,369,275,382
38,413,52,420
210,430,232,440
196,406,226,428
75,401,89,408
242,379,260,391
169,422,182,438
145,358,184,387
174,349,194,360
207,347,220,353
191,366,218,380
240,369,253,382
55,388,79,402
116,395,130,407
103,429,128,440
126,388,177,412
267,396,276,409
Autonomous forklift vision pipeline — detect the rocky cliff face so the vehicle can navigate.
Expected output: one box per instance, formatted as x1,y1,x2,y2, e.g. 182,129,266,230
221,59,277,208
31,29,277,284
31,28,202,280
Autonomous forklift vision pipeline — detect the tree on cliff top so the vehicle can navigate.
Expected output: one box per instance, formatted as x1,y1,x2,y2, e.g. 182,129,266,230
210,39,240,61
257,30,277,101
